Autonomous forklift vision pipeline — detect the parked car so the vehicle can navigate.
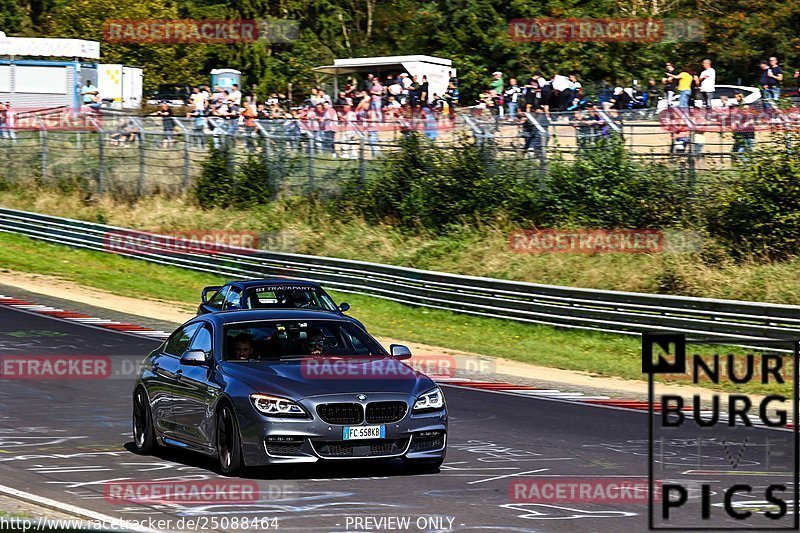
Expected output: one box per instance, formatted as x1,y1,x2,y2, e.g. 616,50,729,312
145,83,192,108
131,310,447,475
198,279,366,331
782,88,800,107
656,85,761,112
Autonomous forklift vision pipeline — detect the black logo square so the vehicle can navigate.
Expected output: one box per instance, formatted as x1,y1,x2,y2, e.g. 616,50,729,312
642,332,686,374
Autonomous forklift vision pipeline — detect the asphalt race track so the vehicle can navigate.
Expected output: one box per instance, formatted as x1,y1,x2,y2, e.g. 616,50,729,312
0,303,796,532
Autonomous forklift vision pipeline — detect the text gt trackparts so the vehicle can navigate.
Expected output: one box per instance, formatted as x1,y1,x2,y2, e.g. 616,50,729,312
344,516,455,530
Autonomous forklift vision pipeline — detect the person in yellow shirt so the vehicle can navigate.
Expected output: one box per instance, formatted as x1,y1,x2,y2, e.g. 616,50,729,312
672,69,695,108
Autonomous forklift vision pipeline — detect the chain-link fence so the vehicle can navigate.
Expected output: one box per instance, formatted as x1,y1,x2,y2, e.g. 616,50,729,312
0,107,791,198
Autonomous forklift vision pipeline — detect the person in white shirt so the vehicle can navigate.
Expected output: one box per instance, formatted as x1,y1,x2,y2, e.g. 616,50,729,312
697,59,716,108
190,87,207,113
229,84,242,106
341,104,358,159
503,78,521,121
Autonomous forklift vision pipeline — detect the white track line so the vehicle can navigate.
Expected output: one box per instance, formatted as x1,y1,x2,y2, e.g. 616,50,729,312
0,484,161,533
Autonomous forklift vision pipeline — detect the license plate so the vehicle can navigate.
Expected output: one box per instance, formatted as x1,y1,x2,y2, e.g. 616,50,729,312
343,425,385,440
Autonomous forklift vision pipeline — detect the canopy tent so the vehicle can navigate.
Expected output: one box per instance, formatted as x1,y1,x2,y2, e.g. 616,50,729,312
313,55,454,103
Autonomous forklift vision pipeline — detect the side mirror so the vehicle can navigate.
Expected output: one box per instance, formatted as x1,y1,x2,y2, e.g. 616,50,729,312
390,344,412,360
201,286,222,303
339,302,351,312
180,349,207,366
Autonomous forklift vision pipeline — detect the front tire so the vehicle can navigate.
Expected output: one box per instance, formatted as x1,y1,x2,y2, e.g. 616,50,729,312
216,404,245,477
132,388,158,454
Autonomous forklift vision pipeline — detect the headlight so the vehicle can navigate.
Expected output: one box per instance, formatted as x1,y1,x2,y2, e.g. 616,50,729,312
413,387,445,412
251,394,307,417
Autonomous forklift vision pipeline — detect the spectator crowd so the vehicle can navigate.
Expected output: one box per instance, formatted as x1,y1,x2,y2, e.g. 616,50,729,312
4,54,799,161
138,71,463,155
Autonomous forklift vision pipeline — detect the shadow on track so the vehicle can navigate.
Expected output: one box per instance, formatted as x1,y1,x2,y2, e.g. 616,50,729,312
123,441,439,480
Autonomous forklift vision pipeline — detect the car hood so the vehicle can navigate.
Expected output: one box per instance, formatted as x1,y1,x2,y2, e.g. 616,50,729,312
221,357,434,399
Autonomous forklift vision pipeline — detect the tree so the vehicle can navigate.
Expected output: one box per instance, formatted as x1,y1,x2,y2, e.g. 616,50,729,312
46,0,206,89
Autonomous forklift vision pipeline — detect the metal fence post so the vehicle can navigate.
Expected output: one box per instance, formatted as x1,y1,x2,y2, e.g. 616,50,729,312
687,130,697,192
539,129,548,191
524,112,549,191
39,127,47,181
138,132,146,197
97,131,105,196
226,135,235,181
463,115,486,146
358,138,366,185
182,134,190,189
308,137,315,191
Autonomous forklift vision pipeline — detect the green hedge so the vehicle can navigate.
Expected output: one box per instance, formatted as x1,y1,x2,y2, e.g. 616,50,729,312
190,132,800,262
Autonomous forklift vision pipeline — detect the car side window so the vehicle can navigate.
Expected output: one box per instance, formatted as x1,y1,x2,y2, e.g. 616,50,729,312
188,325,213,358
716,87,736,98
223,287,242,310
207,287,229,309
164,323,201,357
319,292,339,311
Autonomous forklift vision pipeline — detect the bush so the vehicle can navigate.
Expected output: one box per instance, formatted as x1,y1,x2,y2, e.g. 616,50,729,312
706,134,800,260
336,134,537,231
234,154,277,207
194,143,277,208
195,144,235,208
337,133,690,233
535,135,688,228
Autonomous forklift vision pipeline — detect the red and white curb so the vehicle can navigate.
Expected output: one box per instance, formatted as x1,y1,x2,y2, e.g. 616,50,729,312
0,295,170,339
434,377,794,429
432,376,616,409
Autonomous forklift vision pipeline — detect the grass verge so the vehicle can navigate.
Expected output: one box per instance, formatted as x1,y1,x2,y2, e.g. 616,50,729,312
2,186,800,304
0,231,789,396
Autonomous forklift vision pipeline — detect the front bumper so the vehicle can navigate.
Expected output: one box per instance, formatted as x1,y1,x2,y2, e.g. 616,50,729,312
239,392,447,467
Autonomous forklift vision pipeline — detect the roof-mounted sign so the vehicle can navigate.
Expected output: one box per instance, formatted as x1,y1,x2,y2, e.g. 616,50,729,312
0,37,100,60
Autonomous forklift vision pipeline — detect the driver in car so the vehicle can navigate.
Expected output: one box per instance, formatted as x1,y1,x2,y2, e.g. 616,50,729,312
302,329,326,356
289,291,315,309
232,333,256,360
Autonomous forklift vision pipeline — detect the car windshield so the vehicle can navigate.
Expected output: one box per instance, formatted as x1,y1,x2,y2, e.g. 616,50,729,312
157,84,189,94
224,320,384,361
243,285,338,311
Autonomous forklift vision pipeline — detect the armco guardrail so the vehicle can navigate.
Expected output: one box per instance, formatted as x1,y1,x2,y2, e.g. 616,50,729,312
2,207,800,348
